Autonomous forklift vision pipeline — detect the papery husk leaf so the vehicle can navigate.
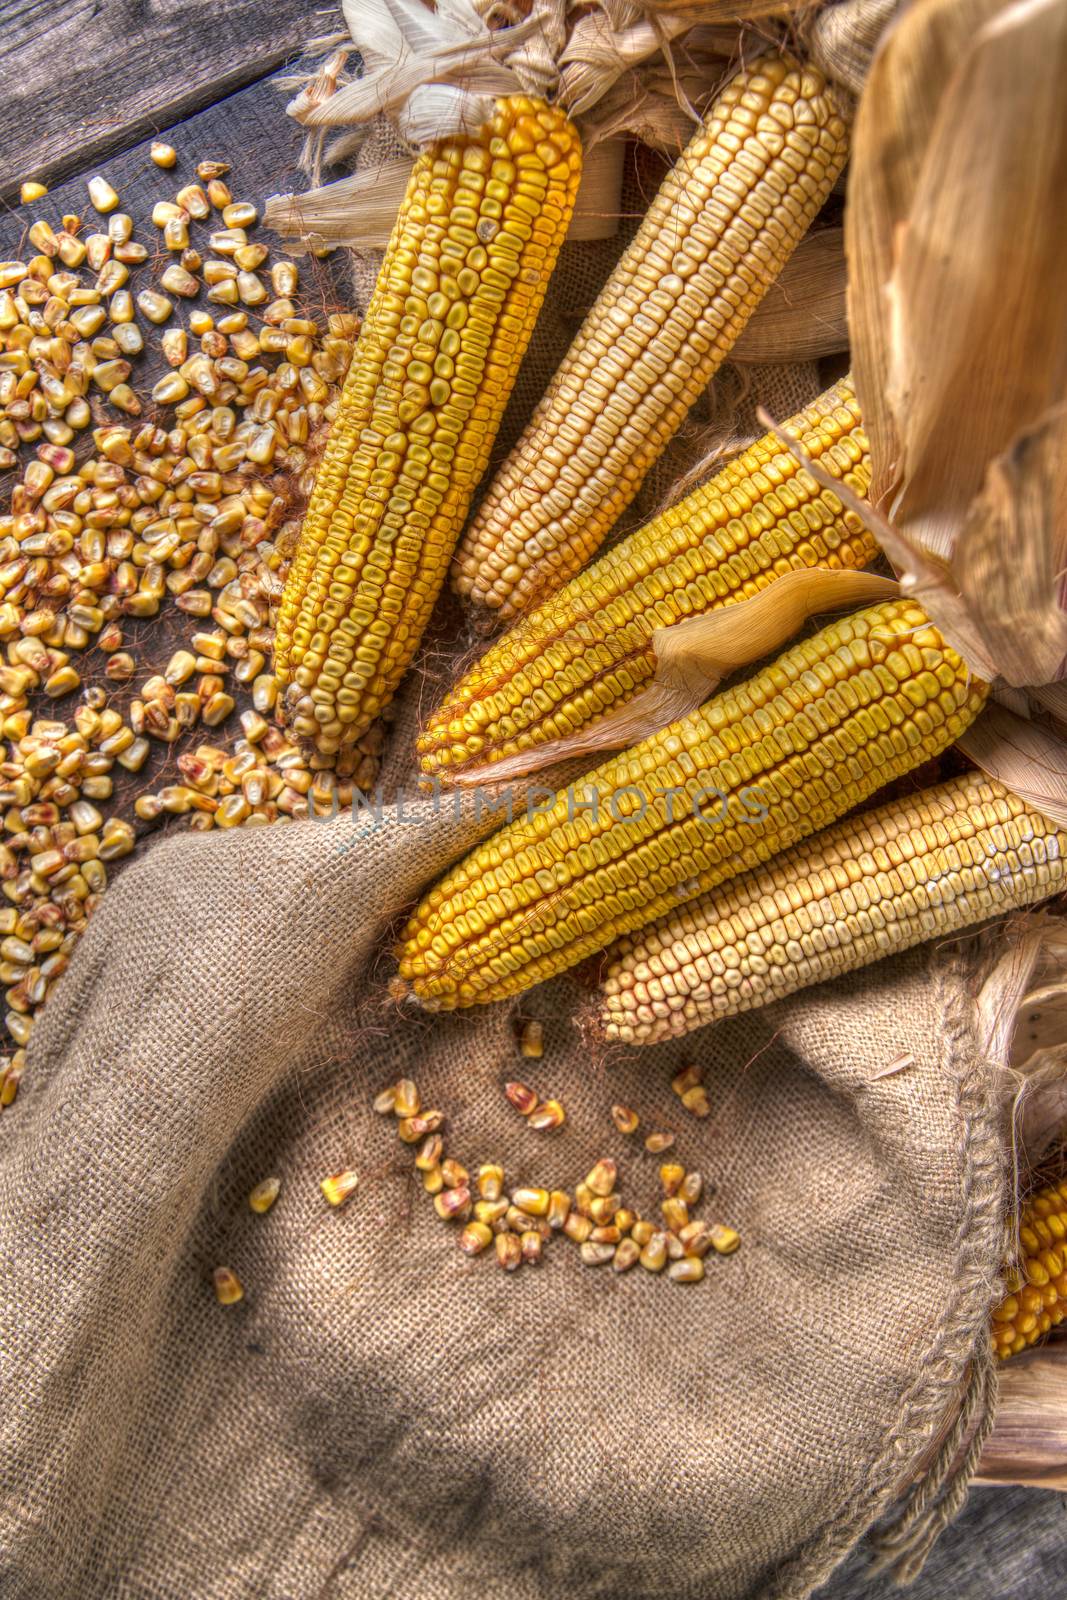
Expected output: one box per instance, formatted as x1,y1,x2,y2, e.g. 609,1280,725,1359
1013,1052,1067,1166
952,406,1067,688
289,0,546,134
341,0,480,69
956,704,1067,832
290,42,520,129
579,47,736,150
845,0,1013,521
839,407,1067,690
264,137,626,251
884,0,1067,562
501,0,570,96
975,915,1067,1162
397,82,505,143
639,0,806,16
756,405,1009,684
1030,682,1067,730
977,1348,1067,1488
558,11,708,116
845,0,1067,692
446,568,898,785
732,228,847,364
579,79,699,152
806,0,901,96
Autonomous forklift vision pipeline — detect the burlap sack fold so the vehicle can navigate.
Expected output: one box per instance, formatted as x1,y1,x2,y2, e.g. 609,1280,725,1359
0,775,1005,1600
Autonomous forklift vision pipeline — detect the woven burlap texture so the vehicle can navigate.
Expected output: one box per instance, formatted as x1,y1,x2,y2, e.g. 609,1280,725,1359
0,765,1005,1600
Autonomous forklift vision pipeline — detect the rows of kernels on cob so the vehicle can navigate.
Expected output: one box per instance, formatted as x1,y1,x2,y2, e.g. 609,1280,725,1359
418,377,875,781
599,772,1067,1043
397,601,988,1009
274,97,582,754
452,55,851,622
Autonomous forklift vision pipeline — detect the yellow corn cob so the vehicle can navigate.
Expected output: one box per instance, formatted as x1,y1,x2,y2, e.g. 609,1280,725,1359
396,600,988,1009
273,97,582,753
600,772,1067,1044
993,1180,1067,1359
419,376,875,780
452,54,851,623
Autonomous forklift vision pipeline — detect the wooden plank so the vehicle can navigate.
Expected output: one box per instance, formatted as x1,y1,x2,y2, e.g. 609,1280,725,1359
0,0,326,200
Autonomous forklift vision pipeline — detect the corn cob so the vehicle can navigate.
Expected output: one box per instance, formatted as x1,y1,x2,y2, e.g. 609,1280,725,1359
420,377,875,780
273,97,582,753
600,772,1067,1044
452,55,851,623
993,1180,1067,1359
396,600,988,1009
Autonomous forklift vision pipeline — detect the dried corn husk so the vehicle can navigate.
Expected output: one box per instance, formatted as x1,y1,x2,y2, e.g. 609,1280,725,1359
978,1348,1067,1489
574,44,736,149
845,0,1067,691
269,0,800,265
444,569,898,784
731,228,847,364
558,14,737,116
806,0,901,95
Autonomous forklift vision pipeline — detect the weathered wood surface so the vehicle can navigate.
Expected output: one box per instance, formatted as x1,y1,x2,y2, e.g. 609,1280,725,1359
0,0,329,200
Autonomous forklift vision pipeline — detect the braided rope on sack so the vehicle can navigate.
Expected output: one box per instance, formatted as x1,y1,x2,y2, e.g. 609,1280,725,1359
868,1335,1000,1583
764,949,1006,1599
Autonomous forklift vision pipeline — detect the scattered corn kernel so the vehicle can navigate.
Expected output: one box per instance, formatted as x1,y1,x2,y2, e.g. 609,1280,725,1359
321,1170,359,1208
249,1176,281,1214
213,1266,244,1305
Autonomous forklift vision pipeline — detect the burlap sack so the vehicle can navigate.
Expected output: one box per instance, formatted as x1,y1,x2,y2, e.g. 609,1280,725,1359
0,743,1006,1598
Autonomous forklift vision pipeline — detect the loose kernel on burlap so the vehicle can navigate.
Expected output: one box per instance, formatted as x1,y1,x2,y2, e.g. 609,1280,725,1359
0,105,1004,1596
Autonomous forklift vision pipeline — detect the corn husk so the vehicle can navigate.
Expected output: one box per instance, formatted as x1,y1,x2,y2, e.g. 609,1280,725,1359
978,1347,1067,1488
731,228,847,364
806,0,901,95
270,0,811,255
566,34,738,146
444,569,898,784
845,0,1067,691
558,14,737,117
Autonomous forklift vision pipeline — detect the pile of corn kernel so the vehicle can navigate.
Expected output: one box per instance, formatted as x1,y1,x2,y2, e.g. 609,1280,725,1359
366,1054,740,1283
0,154,381,1111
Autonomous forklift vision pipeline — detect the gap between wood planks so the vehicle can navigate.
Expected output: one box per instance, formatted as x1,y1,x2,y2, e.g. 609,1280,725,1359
0,0,329,201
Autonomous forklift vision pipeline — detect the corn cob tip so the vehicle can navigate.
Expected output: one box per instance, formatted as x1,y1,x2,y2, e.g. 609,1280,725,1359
273,95,582,755
598,772,1067,1045
451,53,851,623
419,378,874,781
388,973,443,1012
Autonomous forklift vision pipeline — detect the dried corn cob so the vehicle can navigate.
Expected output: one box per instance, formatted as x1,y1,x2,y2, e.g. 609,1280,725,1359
600,772,1067,1044
993,1180,1067,1359
396,600,988,1009
274,97,582,752
420,377,874,779
452,55,851,623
